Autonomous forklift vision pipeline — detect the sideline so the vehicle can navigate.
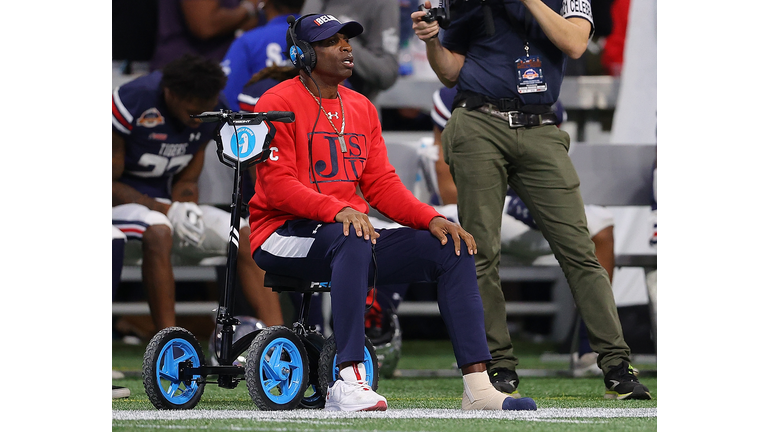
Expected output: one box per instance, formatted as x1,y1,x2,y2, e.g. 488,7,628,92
114,407,656,421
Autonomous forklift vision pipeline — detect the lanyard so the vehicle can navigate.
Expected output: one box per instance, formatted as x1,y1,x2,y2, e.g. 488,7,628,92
504,2,535,57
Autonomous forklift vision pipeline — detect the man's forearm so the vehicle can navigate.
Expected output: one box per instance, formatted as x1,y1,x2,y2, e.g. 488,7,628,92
113,182,170,214
520,0,590,58
412,3,463,87
172,180,199,204
425,38,463,88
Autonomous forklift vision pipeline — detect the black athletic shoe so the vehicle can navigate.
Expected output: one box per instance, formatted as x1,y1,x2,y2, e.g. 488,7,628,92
488,368,521,399
603,361,652,400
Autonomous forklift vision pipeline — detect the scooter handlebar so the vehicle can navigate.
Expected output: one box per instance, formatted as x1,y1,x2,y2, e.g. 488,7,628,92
190,110,295,123
264,111,295,123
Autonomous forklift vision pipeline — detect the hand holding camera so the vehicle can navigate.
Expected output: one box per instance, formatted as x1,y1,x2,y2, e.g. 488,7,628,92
412,1,446,41
418,2,451,29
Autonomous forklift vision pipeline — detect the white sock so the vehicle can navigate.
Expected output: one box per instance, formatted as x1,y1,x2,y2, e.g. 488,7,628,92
462,371,508,410
339,362,367,383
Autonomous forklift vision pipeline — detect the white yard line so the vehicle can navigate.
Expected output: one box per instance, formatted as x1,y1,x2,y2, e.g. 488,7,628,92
114,407,656,421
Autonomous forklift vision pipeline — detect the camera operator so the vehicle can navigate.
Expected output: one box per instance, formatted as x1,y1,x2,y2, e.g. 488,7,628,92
411,0,652,401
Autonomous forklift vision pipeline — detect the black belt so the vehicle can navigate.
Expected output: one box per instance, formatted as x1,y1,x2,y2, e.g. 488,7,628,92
457,101,558,128
452,91,552,113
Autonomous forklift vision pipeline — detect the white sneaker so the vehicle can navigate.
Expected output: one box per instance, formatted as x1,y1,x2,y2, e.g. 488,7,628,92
325,380,387,411
112,385,130,399
572,352,602,377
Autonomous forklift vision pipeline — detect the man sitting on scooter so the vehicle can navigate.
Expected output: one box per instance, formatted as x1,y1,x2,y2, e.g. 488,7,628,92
246,13,538,413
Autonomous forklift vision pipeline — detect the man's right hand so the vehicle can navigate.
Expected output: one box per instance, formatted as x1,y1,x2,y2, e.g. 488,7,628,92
412,1,441,41
335,207,380,244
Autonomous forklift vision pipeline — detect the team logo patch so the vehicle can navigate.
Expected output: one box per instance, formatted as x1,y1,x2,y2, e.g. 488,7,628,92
561,0,592,18
522,69,539,80
148,132,168,141
137,108,165,128
314,14,340,26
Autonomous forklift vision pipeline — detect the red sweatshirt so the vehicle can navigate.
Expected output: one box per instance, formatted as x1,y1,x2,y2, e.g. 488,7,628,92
248,76,441,253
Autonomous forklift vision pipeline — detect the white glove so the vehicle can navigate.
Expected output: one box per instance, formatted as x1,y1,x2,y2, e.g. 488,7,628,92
167,202,205,248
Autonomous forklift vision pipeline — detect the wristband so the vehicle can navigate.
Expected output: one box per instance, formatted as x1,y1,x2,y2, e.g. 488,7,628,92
240,0,257,19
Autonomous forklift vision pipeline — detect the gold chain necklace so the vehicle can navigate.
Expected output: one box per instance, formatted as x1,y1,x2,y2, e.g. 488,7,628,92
300,77,347,153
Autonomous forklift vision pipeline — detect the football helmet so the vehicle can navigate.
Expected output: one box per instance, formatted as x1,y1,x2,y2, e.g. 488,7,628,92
364,295,402,379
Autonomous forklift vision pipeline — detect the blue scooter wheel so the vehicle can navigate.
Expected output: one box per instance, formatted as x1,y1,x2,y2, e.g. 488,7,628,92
142,327,206,410
245,326,309,410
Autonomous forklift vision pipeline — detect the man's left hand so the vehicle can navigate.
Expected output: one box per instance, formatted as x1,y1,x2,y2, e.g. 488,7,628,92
428,217,476,256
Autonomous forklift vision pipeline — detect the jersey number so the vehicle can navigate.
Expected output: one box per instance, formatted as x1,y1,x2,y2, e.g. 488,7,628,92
128,154,194,177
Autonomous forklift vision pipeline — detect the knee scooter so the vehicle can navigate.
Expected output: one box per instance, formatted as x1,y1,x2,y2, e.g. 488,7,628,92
141,109,379,411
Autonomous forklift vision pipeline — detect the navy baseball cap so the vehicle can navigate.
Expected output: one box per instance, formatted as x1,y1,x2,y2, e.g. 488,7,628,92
294,14,363,43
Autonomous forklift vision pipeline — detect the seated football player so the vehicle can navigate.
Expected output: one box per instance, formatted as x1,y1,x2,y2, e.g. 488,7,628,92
112,54,283,334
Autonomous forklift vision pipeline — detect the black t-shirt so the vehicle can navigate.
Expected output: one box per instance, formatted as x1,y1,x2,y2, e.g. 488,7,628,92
440,0,594,105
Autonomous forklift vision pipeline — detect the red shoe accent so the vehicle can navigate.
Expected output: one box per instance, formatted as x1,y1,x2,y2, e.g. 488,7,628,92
360,400,388,411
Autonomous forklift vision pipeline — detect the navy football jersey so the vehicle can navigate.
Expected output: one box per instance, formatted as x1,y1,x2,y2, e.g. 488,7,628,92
112,71,227,199
430,86,456,132
505,189,538,230
237,77,282,112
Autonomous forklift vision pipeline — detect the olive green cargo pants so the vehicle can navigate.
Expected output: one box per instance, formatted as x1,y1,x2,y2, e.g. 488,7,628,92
442,108,631,373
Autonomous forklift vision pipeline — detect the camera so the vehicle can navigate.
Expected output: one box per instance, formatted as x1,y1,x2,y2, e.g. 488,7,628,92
420,1,500,36
419,3,451,29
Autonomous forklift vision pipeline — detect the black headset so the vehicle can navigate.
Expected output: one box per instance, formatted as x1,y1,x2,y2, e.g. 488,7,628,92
286,15,316,73
286,14,323,192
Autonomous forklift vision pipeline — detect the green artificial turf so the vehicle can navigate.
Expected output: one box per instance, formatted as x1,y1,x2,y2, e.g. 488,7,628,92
112,338,657,431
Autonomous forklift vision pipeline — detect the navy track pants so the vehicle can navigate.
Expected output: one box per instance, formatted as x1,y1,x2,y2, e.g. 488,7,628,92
253,219,491,369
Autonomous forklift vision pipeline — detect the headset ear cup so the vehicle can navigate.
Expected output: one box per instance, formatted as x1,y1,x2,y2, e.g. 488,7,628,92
301,41,316,71
292,40,315,71
286,15,316,72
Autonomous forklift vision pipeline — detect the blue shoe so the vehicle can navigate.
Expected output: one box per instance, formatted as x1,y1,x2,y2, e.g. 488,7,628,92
503,396,537,411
